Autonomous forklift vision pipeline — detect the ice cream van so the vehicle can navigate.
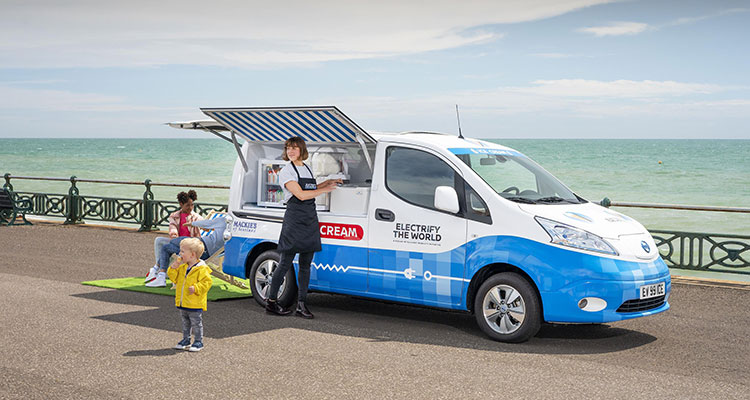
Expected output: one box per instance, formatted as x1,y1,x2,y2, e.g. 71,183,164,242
170,106,670,342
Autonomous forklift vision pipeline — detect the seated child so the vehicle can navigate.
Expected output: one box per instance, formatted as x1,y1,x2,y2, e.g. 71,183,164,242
167,238,213,352
146,215,226,288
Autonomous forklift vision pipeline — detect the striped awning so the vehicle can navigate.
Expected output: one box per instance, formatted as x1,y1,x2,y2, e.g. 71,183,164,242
201,106,374,144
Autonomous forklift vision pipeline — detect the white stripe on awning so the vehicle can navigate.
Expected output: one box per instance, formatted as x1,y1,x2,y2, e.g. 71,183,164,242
201,106,374,144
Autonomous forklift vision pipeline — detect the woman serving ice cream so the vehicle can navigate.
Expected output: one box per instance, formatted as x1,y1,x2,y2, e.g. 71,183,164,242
265,136,341,319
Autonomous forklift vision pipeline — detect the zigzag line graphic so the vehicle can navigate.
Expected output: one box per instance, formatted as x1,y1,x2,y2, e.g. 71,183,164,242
310,262,367,273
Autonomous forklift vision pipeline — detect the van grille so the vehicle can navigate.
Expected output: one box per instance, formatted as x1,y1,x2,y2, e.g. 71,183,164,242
616,295,666,313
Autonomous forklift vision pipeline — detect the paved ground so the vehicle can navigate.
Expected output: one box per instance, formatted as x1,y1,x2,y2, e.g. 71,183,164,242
2,223,749,399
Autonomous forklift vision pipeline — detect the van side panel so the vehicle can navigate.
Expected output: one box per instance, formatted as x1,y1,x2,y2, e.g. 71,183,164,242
366,247,466,307
308,244,368,292
222,236,268,279
222,232,669,323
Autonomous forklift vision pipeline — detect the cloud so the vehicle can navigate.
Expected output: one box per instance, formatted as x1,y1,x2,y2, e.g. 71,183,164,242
520,79,726,98
577,22,650,36
320,79,746,127
0,85,185,112
577,8,750,37
666,7,749,27
529,52,574,58
0,0,614,68
3,78,738,118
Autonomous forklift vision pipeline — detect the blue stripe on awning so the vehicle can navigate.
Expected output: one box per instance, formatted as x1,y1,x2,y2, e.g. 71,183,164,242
201,107,373,144
236,111,284,141
224,111,272,141
229,112,275,141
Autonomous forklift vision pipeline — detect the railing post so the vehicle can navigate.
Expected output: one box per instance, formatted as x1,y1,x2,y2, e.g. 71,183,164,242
3,173,12,190
64,175,83,225
139,179,156,231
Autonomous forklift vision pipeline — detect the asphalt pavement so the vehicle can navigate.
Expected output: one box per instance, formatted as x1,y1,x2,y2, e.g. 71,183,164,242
2,222,749,399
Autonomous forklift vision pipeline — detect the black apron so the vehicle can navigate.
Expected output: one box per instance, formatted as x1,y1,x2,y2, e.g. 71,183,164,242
277,163,322,253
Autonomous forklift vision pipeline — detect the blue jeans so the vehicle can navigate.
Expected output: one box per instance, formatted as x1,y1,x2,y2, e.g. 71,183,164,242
158,237,209,270
180,309,203,343
153,237,171,265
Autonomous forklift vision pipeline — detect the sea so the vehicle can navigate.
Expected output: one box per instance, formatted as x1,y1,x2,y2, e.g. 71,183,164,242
1,138,748,235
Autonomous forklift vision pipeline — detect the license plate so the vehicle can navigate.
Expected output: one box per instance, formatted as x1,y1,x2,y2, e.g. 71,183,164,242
640,282,665,299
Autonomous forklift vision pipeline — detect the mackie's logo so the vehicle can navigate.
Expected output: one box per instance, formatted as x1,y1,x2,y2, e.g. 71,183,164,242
641,241,651,253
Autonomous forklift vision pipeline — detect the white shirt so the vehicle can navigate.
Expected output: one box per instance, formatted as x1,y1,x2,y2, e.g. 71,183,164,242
278,162,315,203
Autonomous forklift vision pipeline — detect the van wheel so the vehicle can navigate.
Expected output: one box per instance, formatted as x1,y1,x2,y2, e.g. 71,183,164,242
474,273,541,343
249,250,297,308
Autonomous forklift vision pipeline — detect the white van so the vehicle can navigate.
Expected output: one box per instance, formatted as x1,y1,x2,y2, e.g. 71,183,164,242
171,106,670,342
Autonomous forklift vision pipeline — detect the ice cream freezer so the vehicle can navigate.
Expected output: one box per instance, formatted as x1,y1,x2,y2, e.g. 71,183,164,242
329,185,370,215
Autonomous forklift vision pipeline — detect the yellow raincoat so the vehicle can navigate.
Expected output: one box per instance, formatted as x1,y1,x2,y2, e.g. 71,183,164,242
167,260,213,311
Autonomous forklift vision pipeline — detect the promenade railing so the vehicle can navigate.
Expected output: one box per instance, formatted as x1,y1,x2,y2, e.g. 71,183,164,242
599,198,749,276
4,173,749,276
3,173,228,232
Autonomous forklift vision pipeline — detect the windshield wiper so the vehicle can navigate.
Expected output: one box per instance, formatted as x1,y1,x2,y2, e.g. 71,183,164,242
504,196,537,204
536,196,568,203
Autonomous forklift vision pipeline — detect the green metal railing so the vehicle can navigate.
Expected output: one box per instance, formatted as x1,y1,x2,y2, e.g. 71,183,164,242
3,173,748,275
599,198,750,275
3,173,228,231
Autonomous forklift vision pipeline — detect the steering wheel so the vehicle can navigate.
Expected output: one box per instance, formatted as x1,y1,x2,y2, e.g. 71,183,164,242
502,186,520,195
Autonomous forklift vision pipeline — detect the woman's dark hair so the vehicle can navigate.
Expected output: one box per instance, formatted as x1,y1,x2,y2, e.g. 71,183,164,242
177,190,197,204
282,136,308,161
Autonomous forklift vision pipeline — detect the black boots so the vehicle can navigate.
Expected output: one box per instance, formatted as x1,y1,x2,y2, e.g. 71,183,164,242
295,301,314,319
265,299,313,319
265,299,292,316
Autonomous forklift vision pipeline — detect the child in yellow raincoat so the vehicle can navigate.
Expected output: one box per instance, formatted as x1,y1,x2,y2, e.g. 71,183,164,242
167,238,213,352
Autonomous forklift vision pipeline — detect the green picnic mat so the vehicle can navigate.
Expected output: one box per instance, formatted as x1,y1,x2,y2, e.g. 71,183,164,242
82,276,252,301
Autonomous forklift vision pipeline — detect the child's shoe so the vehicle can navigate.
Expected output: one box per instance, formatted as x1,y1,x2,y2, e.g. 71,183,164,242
144,265,159,283
174,338,191,350
145,271,166,287
188,341,204,352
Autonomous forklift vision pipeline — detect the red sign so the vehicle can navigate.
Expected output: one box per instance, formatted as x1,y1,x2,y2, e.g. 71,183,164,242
319,223,364,241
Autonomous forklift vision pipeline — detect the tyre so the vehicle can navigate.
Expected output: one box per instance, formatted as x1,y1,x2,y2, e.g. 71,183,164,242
249,250,297,308
474,272,541,343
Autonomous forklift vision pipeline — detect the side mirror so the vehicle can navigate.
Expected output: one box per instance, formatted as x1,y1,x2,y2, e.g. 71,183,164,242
434,186,460,214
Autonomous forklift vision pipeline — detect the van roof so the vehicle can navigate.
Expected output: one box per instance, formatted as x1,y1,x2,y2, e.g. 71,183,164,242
372,131,517,152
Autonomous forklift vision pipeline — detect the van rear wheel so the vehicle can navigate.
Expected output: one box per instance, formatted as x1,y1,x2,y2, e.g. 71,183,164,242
474,273,541,343
249,250,297,308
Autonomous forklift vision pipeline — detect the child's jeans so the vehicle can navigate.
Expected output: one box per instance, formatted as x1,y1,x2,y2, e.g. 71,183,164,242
153,237,170,265
180,309,203,343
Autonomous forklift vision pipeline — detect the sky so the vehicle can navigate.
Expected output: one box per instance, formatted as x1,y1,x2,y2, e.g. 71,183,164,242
0,0,748,139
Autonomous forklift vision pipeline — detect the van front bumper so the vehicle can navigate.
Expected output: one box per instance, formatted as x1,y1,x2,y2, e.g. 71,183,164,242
540,273,671,323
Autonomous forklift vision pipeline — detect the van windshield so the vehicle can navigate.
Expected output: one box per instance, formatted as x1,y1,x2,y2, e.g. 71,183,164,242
455,151,585,204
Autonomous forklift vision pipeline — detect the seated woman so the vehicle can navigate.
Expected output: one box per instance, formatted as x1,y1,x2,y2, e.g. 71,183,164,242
145,190,203,286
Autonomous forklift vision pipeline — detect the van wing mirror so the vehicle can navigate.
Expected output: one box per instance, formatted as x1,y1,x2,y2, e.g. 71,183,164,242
434,186,460,214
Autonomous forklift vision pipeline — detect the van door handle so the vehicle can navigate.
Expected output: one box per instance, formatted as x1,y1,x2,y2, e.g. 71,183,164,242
375,208,395,222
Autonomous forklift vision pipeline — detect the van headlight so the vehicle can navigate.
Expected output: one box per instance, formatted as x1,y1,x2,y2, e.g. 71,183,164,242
535,217,618,256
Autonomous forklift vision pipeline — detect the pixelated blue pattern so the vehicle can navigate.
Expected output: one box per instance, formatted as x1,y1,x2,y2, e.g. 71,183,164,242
309,244,368,292
367,247,467,307
226,234,671,323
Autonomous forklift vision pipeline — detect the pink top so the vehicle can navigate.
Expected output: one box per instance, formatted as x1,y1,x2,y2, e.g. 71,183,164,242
178,213,190,237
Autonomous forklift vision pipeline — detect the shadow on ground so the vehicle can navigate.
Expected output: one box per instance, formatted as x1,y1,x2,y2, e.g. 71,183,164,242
123,348,183,357
73,289,656,355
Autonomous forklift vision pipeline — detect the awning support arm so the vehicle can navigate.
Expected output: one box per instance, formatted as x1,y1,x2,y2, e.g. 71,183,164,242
355,133,373,172
231,131,249,172
206,127,233,144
